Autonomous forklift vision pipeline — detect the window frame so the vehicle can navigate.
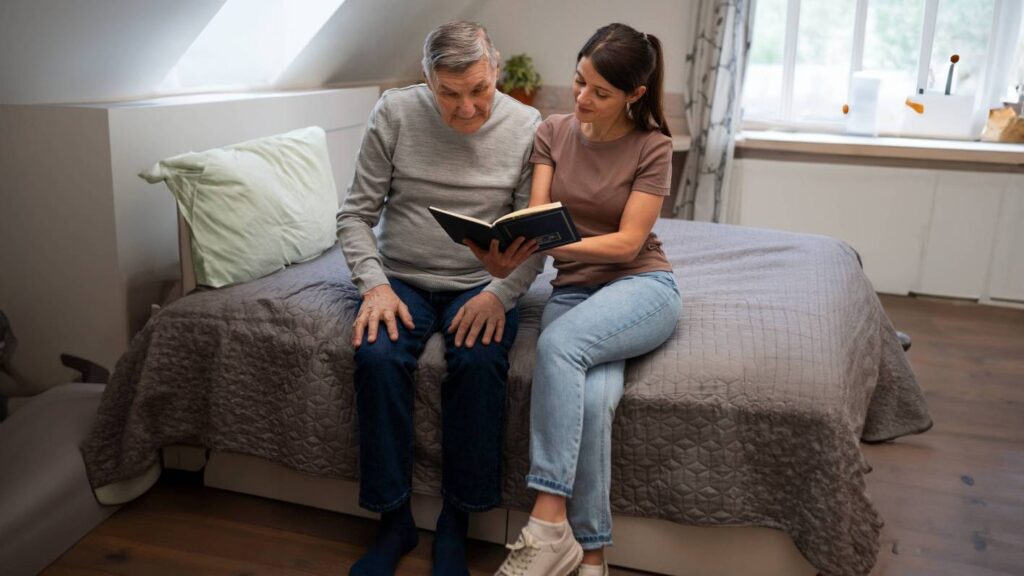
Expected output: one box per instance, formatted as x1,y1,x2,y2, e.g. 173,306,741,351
743,0,1020,134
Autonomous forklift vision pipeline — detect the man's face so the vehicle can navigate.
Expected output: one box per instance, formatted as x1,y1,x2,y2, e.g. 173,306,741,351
429,58,499,134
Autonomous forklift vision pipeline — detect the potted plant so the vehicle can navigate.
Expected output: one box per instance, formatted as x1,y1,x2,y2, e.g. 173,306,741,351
500,53,542,106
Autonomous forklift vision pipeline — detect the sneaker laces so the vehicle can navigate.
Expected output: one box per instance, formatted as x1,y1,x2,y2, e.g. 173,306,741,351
496,530,542,575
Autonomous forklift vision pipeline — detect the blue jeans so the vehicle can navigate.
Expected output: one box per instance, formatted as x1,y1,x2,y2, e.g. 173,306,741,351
527,271,681,549
354,278,518,513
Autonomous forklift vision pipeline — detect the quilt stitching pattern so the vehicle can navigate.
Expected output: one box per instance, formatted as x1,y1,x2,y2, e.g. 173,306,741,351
81,220,930,576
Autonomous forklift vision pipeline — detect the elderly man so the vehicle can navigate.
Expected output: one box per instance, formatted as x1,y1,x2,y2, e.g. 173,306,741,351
336,20,543,576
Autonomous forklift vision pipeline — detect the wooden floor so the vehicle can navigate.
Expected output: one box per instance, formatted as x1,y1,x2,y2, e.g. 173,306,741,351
41,295,1024,576
864,295,1024,576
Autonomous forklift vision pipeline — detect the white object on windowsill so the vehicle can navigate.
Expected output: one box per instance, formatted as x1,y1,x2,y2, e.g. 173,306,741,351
845,74,882,136
900,92,983,141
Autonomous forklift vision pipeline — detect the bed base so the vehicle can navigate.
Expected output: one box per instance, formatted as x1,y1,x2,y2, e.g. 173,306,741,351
162,446,817,575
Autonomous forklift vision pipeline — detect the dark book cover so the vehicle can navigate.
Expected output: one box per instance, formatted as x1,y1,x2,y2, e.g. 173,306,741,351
429,202,581,251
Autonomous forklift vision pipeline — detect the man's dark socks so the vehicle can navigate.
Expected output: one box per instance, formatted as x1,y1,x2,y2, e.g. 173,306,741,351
350,500,419,575
431,502,470,576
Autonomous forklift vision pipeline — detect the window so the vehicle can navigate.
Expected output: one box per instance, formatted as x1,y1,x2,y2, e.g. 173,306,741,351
791,0,857,124
742,0,1022,134
861,1,926,131
1003,3,1024,102
158,0,346,93
745,0,786,121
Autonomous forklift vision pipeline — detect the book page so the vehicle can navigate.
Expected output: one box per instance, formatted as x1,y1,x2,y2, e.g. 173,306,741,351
493,202,563,225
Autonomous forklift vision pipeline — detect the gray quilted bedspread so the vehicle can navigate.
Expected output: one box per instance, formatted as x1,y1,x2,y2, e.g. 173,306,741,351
81,219,931,576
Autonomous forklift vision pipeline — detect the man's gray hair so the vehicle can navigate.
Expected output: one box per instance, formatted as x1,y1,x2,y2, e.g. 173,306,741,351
422,21,499,83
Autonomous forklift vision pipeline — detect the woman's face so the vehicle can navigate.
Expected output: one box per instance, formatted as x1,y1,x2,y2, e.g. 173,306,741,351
573,56,642,125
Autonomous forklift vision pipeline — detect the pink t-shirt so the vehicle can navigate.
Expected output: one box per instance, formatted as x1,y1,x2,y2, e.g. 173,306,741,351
530,113,674,287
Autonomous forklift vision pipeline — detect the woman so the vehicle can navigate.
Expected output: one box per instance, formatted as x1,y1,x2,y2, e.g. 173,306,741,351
488,23,682,576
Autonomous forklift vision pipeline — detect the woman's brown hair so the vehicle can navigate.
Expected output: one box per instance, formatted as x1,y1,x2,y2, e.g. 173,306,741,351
577,23,671,137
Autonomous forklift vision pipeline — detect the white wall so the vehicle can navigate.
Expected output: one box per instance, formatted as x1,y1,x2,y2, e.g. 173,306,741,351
468,0,696,94
0,106,126,392
287,0,697,92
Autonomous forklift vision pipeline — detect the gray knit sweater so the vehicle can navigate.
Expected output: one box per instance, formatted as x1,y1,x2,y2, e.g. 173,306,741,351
336,84,543,309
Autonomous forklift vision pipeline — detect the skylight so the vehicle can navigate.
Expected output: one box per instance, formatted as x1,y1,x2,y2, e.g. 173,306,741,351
159,0,345,93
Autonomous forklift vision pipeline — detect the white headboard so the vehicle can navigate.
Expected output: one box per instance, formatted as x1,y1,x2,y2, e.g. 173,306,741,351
177,213,197,295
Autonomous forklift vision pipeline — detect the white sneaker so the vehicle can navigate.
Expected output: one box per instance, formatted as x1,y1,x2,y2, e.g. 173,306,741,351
495,526,583,576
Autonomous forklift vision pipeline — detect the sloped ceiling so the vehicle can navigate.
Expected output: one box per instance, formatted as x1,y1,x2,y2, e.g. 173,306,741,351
0,0,228,105
0,0,491,105
279,0,492,88
0,0,692,105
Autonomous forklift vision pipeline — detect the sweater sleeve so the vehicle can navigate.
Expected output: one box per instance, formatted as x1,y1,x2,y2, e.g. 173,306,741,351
336,98,395,294
483,111,546,310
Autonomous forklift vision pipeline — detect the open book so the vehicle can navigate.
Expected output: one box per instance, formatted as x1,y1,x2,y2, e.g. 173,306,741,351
428,202,581,251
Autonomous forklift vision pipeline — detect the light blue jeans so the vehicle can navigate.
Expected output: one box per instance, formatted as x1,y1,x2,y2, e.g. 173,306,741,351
526,271,681,549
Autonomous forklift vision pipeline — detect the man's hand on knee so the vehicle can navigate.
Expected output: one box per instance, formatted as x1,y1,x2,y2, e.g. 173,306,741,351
448,292,505,348
353,284,415,347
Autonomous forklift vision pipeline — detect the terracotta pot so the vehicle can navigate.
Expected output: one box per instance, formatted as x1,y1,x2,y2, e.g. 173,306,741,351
507,87,536,107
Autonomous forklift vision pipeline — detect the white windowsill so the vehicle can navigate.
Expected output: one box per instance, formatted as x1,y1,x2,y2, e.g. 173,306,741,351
735,130,1024,166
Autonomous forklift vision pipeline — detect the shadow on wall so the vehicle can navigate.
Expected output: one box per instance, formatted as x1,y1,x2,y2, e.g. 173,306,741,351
0,0,226,105
0,310,15,418
126,262,183,337
0,310,110,418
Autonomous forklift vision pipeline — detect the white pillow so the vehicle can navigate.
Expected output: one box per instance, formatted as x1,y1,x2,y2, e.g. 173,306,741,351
140,126,338,288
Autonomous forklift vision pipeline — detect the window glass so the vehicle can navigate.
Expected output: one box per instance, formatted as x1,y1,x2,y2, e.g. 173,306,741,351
792,0,857,124
927,0,995,96
743,0,788,120
861,0,926,131
159,0,345,92
1008,12,1024,103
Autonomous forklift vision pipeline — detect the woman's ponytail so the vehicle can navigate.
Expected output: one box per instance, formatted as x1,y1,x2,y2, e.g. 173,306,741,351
633,33,670,137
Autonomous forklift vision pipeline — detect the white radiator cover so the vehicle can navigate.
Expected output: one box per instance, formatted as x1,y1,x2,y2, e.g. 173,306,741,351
730,158,1024,304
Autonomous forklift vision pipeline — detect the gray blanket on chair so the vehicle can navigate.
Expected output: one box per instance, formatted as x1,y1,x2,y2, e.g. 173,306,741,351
81,219,931,576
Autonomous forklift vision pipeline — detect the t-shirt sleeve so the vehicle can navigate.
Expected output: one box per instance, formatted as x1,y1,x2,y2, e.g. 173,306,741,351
529,117,555,166
631,134,673,196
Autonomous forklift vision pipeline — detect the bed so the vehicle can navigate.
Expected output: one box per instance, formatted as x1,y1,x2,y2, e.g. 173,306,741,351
80,217,931,576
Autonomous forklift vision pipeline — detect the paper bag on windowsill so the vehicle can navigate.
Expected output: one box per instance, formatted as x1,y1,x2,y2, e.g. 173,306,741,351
982,107,1024,143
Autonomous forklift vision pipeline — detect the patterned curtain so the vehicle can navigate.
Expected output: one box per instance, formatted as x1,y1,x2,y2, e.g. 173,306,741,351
673,0,755,222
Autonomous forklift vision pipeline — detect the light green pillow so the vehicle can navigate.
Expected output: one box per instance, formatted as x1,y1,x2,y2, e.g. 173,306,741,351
140,126,338,288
